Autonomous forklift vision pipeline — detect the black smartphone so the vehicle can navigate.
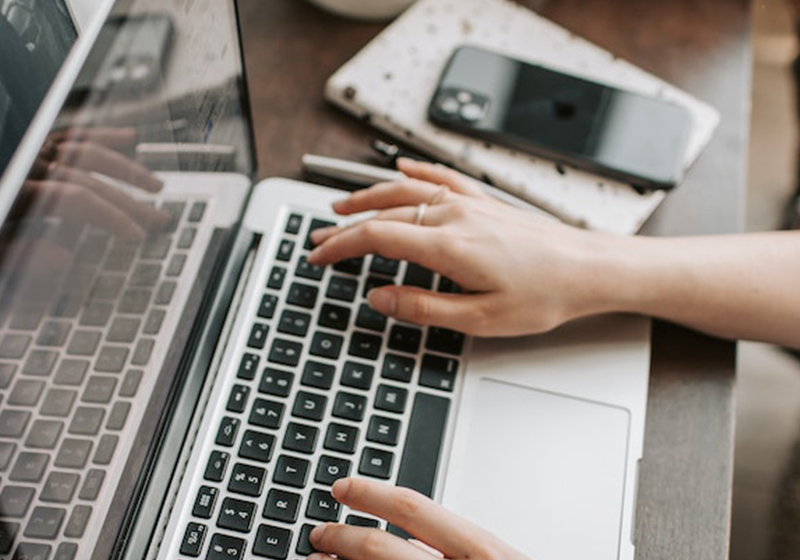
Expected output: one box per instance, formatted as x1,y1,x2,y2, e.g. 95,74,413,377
428,46,695,191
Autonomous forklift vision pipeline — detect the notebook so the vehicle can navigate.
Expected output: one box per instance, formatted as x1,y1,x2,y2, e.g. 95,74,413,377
0,1,650,560
325,0,720,234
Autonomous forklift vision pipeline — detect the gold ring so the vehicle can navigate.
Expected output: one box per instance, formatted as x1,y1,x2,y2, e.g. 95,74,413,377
429,185,448,206
414,202,428,226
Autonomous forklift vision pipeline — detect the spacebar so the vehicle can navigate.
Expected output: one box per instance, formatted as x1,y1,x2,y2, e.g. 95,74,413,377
388,392,450,537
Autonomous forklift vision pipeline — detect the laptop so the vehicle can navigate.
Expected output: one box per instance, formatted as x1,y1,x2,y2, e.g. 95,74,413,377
0,1,651,560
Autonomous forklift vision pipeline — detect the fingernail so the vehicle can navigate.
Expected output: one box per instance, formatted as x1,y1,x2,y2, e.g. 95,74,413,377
332,198,349,211
367,289,397,315
310,524,327,543
306,248,321,264
310,226,335,242
331,477,351,500
397,156,416,166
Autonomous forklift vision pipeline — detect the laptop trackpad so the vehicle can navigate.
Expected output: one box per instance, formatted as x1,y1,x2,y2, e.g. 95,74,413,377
442,378,631,560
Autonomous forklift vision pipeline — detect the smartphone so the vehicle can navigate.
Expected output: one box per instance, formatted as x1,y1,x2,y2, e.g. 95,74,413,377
428,46,695,190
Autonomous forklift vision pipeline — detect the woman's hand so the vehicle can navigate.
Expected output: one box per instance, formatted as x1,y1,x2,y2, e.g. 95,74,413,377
307,158,626,337
309,478,532,560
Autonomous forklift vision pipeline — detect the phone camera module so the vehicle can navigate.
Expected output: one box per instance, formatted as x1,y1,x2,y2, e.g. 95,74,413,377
438,96,461,115
459,103,485,122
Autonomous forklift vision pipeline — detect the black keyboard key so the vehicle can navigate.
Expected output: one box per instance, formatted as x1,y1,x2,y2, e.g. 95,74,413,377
296,256,324,281
227,385,250,413
141,234,172,259
0,334,30,359
332,257,363,276
25,420,63,449
91,274,125,300
118,288,152,314
21,349,54,376
425,327,466,356
168,253,186,276
249,399,284,430
315,455,351,486
193,486,218,519
248,323,270,350
132,337,154,366
394,392,450,499
273,455,309,488
66,330,101,357
40,473,79,503
180,522,207,557
53,360,88,386
263,489,301,523
282,423,318,454
332,391,367,422
217,497,256,532
79,469,105,500
403,263,434,289
301,361,335,390
155,280,176,305
326,276,358,302
13,542,51,560
207,533,245,560
309,331,343,360
0,362,16,388
296,524,317,556
188,201,207,223
363,276,393,298
82,376,117,404
292,391,327,422
119,369,143,397
24,506,65,539
177,228,197,250
253,524,292,559
346,515,381,528
104,245,136,272
37,321,71,347
420,354,459,392
370,255,400,276
375,384,408,414
286,283,318,309
278,309,311,337
64,504,92,538
348,331,382,360
130,263,162,287
79,301,114,327
267,266,287,290
54,543,78,560
341,361,374,391
239,430,276,464
10,306,44,330
228,463,266,497
106,317,141,343
359,447,394,480
0,441,16,470
68,406,105,435
323,423,359,455
94,346,128,373
142,309,165,335
276,239,295,262
0,522,19,554
0,485,35,516
306,489,341,522
258,367,293,397
92,434,118,465
10,452,48,482
355,303,387,332
257,294,279,320
285,213,303,234
216,417,240,447
161,201,186,231
268,339,302,367
54,439,92,469
0,410,31,437
318,303,350,331
305,219,336,250
382,354,415,383
238,353,260,381
388,325,422,354
367,415,401,446
204,451,230,482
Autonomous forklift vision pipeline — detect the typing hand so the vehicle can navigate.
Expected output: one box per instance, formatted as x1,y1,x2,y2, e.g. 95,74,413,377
309,478,532,560
308,158,617,337
22,127,169,241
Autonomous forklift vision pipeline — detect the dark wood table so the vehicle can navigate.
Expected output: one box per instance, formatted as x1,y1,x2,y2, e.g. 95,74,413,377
237,1,752,558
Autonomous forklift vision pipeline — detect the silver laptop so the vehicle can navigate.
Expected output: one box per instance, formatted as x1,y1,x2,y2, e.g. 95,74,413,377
0,1,651,560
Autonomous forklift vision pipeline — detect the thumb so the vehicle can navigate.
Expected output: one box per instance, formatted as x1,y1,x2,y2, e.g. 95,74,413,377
367,286,489,334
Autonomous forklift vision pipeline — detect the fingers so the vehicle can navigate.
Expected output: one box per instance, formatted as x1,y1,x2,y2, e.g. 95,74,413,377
49,127,137,151
310,524,437,560
333,179,453,216
397,158,489,198
326,478,485,558
55,141,163,192
367,286,490,332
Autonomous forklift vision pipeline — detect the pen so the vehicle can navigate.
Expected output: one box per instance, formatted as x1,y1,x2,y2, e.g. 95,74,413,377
301,153,553,218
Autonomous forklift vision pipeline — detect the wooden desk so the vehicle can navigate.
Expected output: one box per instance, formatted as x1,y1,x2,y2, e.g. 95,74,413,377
237,1,752,558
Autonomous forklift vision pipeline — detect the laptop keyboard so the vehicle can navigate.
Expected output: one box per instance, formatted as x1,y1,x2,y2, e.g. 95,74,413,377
166,211,465,560
0,199,208,560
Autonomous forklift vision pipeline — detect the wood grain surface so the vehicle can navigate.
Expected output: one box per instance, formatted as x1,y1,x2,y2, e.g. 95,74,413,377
236,1,751,558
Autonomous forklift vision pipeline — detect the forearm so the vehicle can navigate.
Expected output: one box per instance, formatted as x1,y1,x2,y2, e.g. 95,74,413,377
590,231,800,349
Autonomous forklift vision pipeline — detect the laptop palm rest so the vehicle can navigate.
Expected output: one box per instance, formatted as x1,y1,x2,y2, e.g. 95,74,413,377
443,378,630,560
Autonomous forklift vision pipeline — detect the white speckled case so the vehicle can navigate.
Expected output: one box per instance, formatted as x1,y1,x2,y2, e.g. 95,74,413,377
325,0,719,234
